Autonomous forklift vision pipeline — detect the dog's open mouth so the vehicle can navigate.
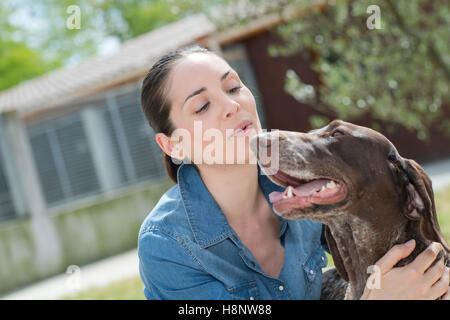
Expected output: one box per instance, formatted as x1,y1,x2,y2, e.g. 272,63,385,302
267,170,348,213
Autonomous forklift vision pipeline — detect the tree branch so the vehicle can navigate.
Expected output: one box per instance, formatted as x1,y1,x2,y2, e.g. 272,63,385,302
384,0,450,83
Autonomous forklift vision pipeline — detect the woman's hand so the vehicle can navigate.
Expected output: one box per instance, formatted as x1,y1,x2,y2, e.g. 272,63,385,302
361,240,450,300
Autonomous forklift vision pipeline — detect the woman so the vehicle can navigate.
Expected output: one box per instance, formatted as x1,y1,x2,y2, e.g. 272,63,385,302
138,45,450,300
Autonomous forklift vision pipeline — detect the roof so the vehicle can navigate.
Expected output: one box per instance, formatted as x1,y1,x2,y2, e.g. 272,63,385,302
0,2,327,117
0,14,216,116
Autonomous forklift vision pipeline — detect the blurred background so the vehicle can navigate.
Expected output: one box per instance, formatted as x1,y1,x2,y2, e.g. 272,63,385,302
0,0,449,299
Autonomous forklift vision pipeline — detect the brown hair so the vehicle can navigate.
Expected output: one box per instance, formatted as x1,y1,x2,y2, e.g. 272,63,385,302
140,44,210,183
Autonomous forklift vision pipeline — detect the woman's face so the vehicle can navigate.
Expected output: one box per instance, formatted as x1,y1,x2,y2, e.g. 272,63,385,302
162,52,262,165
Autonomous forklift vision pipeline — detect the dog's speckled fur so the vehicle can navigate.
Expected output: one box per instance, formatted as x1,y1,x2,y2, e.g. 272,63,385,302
250,120,450,300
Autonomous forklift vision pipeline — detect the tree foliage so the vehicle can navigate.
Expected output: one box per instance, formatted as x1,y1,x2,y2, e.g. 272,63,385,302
0,0,208,90
268,0,450,139
2,0,448,141
0,1,62,91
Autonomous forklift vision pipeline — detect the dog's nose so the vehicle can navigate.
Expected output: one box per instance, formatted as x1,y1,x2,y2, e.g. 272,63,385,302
258,134,272,148
250,133,271,154
250,132,281,172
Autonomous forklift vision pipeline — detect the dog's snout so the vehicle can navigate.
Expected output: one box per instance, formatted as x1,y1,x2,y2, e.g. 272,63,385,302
258,135,272,148
250,133,271,152
250,131,284,151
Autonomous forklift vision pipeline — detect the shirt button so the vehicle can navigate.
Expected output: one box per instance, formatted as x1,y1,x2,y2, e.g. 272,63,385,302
279,285,284,291
321,256,325,261
309,270,315,275
233,235,238,241
249,296,254,300
251,261,256,267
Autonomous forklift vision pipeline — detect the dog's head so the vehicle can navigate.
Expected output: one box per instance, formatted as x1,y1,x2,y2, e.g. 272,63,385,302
250,119,449,252
250,120,396,221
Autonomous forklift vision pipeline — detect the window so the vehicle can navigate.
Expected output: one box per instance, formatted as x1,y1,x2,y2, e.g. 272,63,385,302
26,84,165,207
28,114,100,205
115,90,164,181
0,150,15,221
103,88,165,185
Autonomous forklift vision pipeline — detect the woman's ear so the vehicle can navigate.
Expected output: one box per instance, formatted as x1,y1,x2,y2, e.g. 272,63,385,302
155,132,184,163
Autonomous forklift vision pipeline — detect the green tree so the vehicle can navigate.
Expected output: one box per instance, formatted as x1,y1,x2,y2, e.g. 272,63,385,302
267,0,449,139
0,1,62,91
0,0,210,91
0,41,62,91
27,0,210,63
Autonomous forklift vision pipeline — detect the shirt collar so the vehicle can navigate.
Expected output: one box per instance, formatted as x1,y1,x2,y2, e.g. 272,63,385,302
177,162,287,249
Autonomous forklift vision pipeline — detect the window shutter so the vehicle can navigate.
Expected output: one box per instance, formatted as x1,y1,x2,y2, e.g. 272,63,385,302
116,90,164,181
54,115,100,198
0,150,15,221
28,114,100,205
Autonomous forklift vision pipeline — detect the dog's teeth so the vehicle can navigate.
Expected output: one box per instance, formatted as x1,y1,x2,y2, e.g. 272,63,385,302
326,181,337,189
286,186,294,198
320,186,326,192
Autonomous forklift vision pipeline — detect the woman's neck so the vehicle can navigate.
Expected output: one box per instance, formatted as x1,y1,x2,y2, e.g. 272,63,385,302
196,163,262,223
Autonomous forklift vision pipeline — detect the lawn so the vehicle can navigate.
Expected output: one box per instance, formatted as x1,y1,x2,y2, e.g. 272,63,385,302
61,276,146,300
61,185,450,299
435,185,450,242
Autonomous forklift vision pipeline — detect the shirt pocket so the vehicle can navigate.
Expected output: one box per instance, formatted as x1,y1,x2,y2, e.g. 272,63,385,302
302,245,328,299
228,281,259,300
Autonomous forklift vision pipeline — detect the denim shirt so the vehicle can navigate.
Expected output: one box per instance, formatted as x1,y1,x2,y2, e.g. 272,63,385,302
138,162,330,300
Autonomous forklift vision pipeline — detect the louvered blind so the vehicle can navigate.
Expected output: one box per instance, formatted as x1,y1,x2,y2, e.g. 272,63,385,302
55,117,100,197
27,86,165,207
28,114,100,205
28,129,65,204
115,90,165,181
0,150,15,221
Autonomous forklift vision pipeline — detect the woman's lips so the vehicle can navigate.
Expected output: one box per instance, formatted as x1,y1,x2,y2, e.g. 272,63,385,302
227,120,253,138
233,123,253,137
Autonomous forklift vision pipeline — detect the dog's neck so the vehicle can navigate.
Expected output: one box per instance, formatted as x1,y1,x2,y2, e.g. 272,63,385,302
325,214,447,300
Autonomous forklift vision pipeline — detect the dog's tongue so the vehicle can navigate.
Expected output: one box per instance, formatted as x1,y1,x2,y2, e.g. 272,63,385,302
269,179,330,203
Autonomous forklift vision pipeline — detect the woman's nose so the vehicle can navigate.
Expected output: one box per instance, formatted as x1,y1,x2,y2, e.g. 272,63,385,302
223,98,240,119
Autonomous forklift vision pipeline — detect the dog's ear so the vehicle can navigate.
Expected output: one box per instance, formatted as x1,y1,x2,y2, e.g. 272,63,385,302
324,225,349,282
389,153,450,252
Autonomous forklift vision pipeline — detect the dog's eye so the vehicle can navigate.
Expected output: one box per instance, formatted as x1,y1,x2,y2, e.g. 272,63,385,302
388,154,396,162
391,159,402,168
331,130,344,137
388,154,402,169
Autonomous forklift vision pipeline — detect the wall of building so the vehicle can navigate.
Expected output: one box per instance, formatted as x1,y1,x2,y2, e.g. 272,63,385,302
0,177,172,295
0,80,174,295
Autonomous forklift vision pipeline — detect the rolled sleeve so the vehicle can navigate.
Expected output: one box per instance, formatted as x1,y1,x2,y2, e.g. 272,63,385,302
138,227,233,300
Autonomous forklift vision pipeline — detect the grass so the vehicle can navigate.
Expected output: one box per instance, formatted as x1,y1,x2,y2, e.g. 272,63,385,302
61,276,145,300
60,186,450,299
435,185,450,242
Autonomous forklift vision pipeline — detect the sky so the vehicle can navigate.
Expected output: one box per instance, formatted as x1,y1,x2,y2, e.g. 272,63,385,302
5,0,122,67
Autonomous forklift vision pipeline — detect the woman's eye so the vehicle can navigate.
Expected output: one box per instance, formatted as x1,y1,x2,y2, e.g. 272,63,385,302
194,86,241,114
331,130,344,137
228,85,242,94
195,102,209,114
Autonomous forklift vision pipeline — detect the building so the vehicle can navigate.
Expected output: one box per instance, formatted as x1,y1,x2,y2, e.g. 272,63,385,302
0,3,448,295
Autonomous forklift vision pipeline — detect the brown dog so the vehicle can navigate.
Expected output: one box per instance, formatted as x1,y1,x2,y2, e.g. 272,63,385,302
250,119,450,299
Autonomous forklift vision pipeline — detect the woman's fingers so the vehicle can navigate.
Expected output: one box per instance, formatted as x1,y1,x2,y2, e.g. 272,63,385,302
410,242,442,274
423,257,445,287
427,266,450,300
375,239,416,274
442,285,450,300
